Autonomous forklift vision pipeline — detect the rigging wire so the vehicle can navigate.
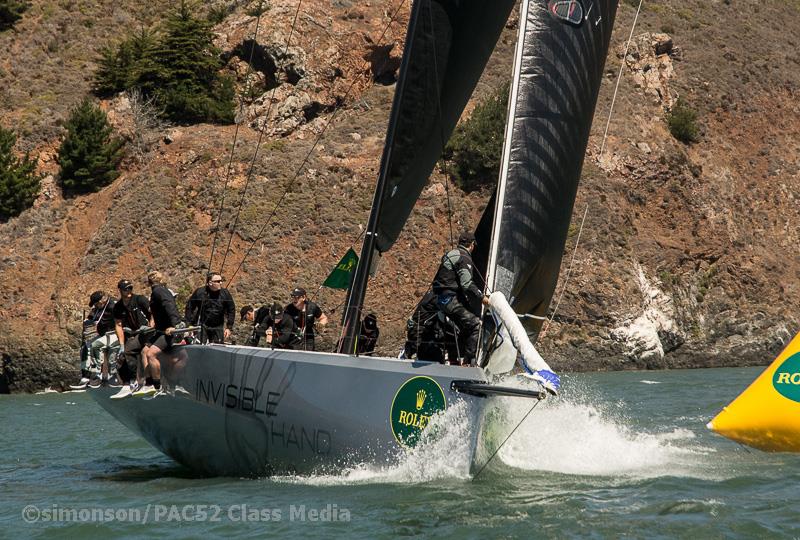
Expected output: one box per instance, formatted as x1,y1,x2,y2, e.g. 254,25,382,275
542,0,643,333
219,0,303,274
473,398,542,479
541,204,588,335
598,0,644,159
206,0,269,277
226,0,411,287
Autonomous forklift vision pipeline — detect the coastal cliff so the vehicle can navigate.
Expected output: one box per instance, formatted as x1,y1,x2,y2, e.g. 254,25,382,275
1,0,799,392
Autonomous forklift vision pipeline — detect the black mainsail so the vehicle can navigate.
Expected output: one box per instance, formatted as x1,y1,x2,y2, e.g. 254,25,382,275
339,0,516,352
476,0,618,346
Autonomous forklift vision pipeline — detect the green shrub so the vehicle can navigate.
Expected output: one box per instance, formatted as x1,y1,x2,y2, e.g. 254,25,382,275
443,82,509,192
0,125,41,220
667,99,700,144
58,99,125,194
92,1,234,124
94,27,159,96
0,0,28,31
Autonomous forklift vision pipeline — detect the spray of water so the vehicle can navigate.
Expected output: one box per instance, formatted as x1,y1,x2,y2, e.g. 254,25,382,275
275,375,714,485
489,376,712,478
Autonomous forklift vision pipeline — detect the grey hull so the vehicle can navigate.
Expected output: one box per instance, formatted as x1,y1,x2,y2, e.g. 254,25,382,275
91,345,489,476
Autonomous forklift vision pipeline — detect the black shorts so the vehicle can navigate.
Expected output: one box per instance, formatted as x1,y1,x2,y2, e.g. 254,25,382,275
147,332,174,351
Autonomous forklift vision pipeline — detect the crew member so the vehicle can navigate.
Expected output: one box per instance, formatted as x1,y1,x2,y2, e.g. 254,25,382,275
430,231,489,365
185,272,236,344
264,302,300,349
357,313,379,355
241,304,273,346
284,287,327,351
87,291,118,385
109,279,152,399
140,270,182,396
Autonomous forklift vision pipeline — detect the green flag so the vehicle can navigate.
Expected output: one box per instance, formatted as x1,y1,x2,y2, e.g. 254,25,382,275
323,248,359,290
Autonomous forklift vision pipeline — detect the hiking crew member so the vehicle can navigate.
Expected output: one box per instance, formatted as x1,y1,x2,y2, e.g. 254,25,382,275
110,280,152,399
284,287,328,351
264,303,301,349
185,273,236,344
140,271,182,396
87,291,118,384
430,231,489,365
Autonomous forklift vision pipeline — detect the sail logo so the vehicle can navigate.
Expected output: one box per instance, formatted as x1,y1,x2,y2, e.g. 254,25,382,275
390,377,446,448
772,353,800,402
547,0,585,26
546,0,602,27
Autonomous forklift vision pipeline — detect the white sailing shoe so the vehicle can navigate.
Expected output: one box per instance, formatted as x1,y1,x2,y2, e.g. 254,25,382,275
110,386,133,399
132,385,156,397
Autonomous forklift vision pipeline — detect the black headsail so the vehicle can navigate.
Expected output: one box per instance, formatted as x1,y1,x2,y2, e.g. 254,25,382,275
339,0,516,353
474,0,619,345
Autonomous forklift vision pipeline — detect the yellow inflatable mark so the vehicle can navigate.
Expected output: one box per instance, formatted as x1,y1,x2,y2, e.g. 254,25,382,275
708,331,800,452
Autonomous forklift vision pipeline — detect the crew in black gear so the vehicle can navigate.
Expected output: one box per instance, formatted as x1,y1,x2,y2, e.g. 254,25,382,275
404,291,458,363
357,313,379,355
89,291,116,336
429,231,489,365
143,271,182,391
240,304,272,346
285,287,328,351
112,279,151,384
264,303,301,349
185,272,236,343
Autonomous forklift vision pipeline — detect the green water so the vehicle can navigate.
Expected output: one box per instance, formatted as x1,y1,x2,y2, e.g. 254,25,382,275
2,367,799,539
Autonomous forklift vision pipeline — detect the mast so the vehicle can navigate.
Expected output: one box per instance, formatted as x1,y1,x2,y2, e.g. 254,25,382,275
484,0,532,301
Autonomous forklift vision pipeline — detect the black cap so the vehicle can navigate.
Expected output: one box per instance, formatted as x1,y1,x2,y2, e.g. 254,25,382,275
117,279,133,291
291,287,306,297
458,231,476,246
89,291,104,307
363,313,377,329
270,302,284,318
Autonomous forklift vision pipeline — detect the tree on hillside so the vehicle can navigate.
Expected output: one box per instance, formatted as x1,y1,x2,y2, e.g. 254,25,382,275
153,1,235,123
58,99,125,194
0,125,41,221
94,27,160,96
0,0,28,31
92,1,234,124
443,82,509,192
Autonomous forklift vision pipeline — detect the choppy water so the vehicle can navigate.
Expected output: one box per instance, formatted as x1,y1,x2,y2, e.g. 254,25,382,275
2,367,799,538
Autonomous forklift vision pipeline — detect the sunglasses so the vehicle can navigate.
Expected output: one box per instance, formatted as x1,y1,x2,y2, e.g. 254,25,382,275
210,279,224,283
120,286,133,291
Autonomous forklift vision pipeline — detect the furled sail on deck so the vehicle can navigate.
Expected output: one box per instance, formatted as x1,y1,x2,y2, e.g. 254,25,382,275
474,0,618,341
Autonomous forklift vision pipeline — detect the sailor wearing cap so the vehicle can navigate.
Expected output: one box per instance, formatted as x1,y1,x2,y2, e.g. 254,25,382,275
284,287,328,351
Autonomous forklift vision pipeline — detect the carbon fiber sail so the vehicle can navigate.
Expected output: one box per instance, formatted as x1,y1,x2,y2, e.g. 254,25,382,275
372,0,517,254
340,0,516,351
476,0,618,341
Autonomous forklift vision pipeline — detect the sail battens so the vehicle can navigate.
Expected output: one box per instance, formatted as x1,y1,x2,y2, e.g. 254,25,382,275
477,0,618,341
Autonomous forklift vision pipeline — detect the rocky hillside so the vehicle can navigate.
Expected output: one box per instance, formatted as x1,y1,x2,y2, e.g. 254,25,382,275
1,0,799,392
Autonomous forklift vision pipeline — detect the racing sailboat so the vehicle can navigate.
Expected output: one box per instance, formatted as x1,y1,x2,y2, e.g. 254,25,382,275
92,0,618,476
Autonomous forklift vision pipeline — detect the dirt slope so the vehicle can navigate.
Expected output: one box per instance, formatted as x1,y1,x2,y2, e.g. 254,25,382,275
1,0,799,392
